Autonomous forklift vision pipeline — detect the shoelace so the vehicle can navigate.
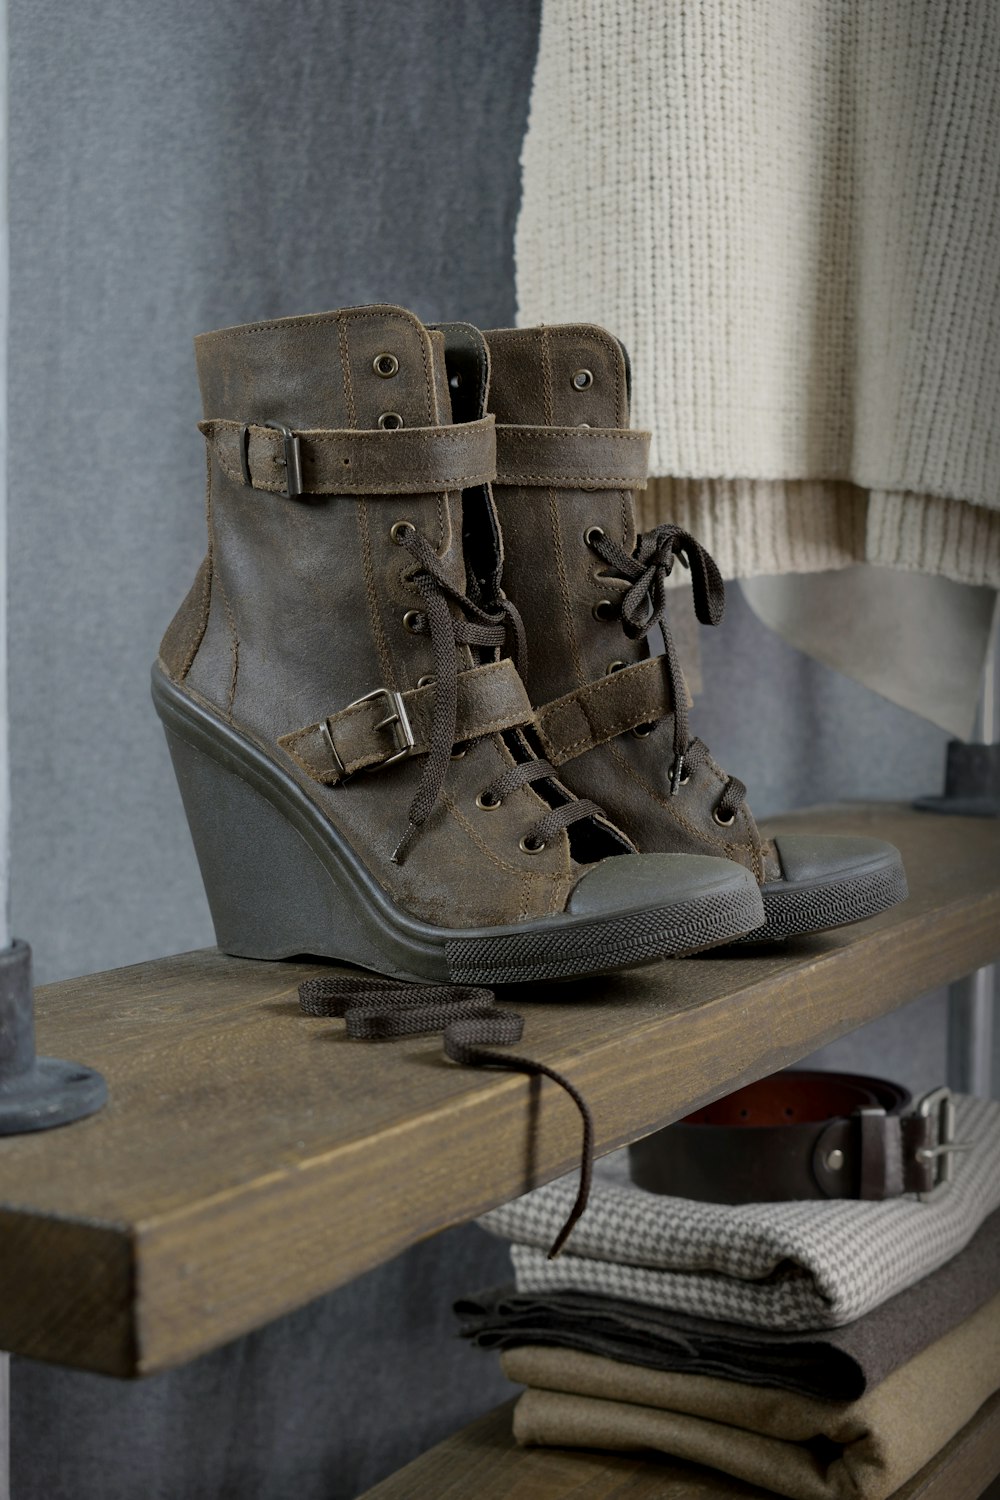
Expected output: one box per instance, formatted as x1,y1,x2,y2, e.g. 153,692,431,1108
298,974,593,1258
393,526,605,861
587,522,747,822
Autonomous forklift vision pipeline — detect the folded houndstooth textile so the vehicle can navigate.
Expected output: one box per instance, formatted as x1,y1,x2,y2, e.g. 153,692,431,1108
503,1289,1000,1500
456,1201,1000,1400
479,1095,1000,1330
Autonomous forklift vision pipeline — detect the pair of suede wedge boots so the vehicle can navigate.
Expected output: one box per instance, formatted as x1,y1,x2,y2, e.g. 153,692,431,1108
154,305,907,988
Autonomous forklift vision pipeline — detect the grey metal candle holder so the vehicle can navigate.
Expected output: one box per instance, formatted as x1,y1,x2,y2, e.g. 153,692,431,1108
0,938,106,1134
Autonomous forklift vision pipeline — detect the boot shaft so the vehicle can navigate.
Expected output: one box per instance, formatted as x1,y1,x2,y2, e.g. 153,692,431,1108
188,305,474,745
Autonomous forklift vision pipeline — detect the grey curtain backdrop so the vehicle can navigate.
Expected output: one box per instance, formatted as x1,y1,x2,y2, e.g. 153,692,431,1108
5,2,980,1497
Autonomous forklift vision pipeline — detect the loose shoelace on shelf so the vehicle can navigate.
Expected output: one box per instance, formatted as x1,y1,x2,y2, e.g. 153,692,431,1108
298,973,594,1258
587,521,747,821
393,526,604,862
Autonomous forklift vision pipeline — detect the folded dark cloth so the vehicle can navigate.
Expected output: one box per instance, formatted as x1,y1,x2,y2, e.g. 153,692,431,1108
458,1203,1000,1401
503,1290,1000,1500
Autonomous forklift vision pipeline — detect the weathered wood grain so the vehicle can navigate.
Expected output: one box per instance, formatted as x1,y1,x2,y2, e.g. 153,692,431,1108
0,805,996,1375
358,1391,1000,1500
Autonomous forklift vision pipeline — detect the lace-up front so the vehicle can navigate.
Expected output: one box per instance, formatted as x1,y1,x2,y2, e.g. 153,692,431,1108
586,522,747,822
393,526,607,862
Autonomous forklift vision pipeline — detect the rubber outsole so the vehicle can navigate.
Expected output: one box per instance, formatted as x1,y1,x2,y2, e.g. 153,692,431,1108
745,860,909,943
152,666,765,985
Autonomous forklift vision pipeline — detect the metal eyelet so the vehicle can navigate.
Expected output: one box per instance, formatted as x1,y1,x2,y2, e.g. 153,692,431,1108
632,724,654,739
402,610,422,633
520,835,547,855
373,353,399,378
476,791,501,811
593,599,616,622
416,675,435,688
713,807,737,826
451,746,467,760
390,520,415,545
378,412,404,430
669,761,690,785
584,525,605,547
572,369,593,390
449,371,463,389
607,660,626,674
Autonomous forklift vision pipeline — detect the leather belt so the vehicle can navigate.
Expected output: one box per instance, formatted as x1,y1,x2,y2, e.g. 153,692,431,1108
628,1072,971,1204
533,659,690,767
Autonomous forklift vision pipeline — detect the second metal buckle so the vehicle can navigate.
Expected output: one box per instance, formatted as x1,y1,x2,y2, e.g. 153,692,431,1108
913,1086,973,1199
320,688,416,781
240,419,304,499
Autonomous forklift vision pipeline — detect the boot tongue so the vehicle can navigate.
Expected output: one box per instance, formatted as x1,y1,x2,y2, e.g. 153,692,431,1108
482,325,631,429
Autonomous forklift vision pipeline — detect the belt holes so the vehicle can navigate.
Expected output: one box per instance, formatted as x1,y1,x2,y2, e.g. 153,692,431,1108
373,353,399,378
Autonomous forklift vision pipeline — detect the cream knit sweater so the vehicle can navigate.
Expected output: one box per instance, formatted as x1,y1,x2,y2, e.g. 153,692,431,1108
516,0,1000,587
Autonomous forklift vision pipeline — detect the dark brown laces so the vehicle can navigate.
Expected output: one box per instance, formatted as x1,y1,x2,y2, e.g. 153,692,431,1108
298,974,593,1258
393,527,605,862
586,522,746,820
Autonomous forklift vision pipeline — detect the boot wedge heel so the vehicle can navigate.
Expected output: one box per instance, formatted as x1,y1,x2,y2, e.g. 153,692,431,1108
154,666,765,985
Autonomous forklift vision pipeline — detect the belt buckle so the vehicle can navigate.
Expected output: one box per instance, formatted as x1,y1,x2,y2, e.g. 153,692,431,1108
322,688,415,780
240,420,304,499
913,1086,973,1200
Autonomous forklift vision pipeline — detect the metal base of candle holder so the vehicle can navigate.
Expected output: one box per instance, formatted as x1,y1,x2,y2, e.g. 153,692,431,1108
0,939,107,1135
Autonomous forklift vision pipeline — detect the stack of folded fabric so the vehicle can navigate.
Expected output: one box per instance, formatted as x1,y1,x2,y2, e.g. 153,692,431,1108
462,1093,1000,1500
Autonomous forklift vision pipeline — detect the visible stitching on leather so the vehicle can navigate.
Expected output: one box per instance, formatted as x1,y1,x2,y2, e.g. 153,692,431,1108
442,792,566,881
498,429,648,443
178,452,215,682
215,569,239,721
608,740,758,863
497,473,647,486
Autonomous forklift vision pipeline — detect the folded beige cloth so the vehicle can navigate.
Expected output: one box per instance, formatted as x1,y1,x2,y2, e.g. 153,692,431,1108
503,1289,1000,1500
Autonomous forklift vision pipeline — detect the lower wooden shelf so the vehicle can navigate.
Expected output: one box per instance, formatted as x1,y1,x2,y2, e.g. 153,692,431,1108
359,1388,1000,1500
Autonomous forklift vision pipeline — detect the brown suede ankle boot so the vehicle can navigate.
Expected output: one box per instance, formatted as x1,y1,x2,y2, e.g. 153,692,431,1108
153,306,764,983
478,322,907,941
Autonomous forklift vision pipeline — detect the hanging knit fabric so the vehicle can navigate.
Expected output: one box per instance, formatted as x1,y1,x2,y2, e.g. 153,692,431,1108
515,0,1000,588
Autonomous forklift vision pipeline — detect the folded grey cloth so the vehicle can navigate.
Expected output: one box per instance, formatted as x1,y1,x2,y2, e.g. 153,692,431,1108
458,1203,1000,1400
479,1095,1000,1330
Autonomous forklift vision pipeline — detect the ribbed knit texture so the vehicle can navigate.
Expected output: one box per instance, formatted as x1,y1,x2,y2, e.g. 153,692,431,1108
517,1,1000,586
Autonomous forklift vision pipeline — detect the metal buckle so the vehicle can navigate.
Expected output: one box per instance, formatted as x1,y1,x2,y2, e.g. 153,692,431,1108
240,420,304,499
323,688,415,780
913,1087,973,1199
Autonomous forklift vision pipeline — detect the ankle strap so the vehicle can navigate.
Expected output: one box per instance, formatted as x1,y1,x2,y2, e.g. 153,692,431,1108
279,659,533,783
199,414,496,496
533,658,690,767
495,424,650,490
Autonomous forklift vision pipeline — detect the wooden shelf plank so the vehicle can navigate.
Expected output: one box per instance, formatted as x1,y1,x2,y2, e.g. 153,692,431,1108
357,1389,1000,1500
0,804,997,1376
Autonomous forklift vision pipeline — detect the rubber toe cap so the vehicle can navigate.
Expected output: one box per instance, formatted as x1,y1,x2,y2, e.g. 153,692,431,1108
769,833,903,889
567,852,761,917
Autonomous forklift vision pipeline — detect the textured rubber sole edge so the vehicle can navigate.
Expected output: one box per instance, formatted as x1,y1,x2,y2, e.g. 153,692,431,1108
153,666,765,985
744,860,909,943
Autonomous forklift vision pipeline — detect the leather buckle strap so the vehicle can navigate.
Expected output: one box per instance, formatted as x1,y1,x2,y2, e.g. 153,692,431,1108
533,658,686,768
495,424,651,491
200,414,497,496
279,658,534,784
628,1071,974,1205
